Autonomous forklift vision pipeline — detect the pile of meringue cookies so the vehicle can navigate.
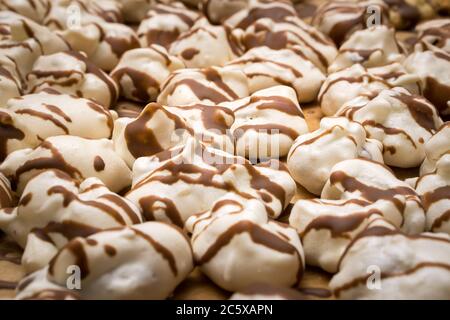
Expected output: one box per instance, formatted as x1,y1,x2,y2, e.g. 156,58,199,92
0,0,449,300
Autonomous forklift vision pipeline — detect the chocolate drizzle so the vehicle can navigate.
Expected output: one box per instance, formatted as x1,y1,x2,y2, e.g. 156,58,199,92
32,220,101,245
302,209,383,238
0,110,25,161
112,67,159,102
124,103,190,158
13,140,83,188
131,226,178,276
329,169,417,211
197,219,303,285
139,195,184,227
93,156,105,172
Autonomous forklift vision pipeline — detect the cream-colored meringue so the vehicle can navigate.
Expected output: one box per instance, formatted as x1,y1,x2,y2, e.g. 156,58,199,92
330,219,450,299
0,11,69,54
0,91,114,160
59,21,140,71
158,67,249,107
0,0,50,23
127,138,295,226
235,16,337,72
22,222,194,300
27,51,118,107
0,135,131,194
338,87,443,168
137,2,200,49
0,55,22,106
421,122,450,175
287,117,383,195
170,17,240,68
321,158,426,232
225,46,325,103
111,46,184,103
220,85,309,159
414,18,450,54
404,49,450,116
289,194,426,273
319,63,422,116
0,169,142,272
112,102,192,167
329,26,406,73
224,0,297,31
186,192,304,292
169,103,235,153
415,154,450,234
312,0,390,46
44,0,123,29
15,267,81,300
0,11,70,80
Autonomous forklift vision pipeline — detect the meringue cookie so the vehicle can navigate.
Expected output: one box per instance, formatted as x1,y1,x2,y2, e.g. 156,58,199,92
0,172,14,208
127,139,295,226
59,21,140,71
225,46,325,103
221,85,309,159
236,16,337,72
27,51,118,107
0,38,41,83
321,158,426,231
312,0,390,46
404,49,450,116
170,17,241,68
44,0,123,28
0,135,131,194
137,2,200,49
47,222,193,299
112,102,192,167
0,91,114,160
15,268,81,300
0,0,50,23
0,11,70,79
0,55,22,105
290,194,425,273
221,159,296,218
330,219,450,299
224,0,297,31
0,11,69,54
0,169,142,272
414,18,450,54
186,192,304,292
111,46,184,103
338,88,443,168
169,104,235,152
158,67,249,107
202,0,249,25
319,63,422,116
328,26,406,73
420,122,450,175
415,154,450,234
126,139,240,227
287,117,383,195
